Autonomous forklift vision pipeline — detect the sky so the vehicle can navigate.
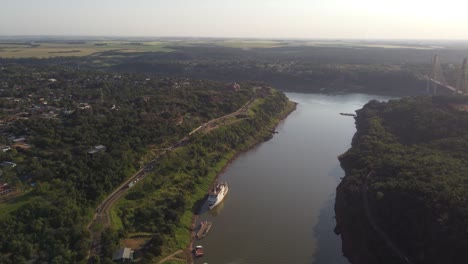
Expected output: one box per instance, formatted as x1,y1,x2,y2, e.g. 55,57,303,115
1,0,468,39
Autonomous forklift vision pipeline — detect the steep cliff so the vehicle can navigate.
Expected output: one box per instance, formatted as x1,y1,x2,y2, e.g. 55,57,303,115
335,96,468,264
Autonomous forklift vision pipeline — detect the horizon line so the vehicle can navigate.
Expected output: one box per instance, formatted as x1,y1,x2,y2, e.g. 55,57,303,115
0,35,468,42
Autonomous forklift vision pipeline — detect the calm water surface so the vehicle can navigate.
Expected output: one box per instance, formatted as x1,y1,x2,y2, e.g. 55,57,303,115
196,93,394,264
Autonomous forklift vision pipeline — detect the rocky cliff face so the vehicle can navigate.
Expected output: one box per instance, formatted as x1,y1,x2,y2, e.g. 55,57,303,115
335,96,468,264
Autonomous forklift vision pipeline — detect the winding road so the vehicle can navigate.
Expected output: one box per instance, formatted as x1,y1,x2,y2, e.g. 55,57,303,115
362,171,413,264
87,97,256,262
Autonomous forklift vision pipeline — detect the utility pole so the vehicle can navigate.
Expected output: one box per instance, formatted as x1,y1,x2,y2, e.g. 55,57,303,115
100,87,104,104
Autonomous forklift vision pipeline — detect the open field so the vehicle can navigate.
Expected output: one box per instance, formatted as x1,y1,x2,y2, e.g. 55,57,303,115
0,39,287,58
303,40,438,49
216,39,285,49
0,41,174,58
0,38,452,58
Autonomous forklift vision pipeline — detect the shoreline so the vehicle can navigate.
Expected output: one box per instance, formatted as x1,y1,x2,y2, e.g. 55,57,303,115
186,100,297,263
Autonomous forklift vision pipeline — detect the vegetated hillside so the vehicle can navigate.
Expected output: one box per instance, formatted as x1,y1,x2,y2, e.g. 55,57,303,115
104,46,429,95
106,90,296,263
2,44,444,95
0,64,262,263
335,96,468,264
109,58,425,95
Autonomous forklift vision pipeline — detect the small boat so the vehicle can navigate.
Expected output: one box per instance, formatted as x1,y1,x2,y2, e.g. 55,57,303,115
194,245,204,257
196,221,213,239
208,182,228,210
339,112,356,117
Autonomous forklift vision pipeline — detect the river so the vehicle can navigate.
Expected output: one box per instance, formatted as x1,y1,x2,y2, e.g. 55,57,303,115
195,93,394,264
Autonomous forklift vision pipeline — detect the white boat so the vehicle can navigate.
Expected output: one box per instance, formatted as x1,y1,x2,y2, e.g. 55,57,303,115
208,182,228,209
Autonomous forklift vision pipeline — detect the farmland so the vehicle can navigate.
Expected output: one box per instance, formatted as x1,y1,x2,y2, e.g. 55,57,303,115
0,40,174,58
0,38,456,58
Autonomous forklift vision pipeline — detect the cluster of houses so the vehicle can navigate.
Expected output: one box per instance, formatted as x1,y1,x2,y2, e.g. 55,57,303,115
0,136,31,152
227,82,241,92
0,71,125,199
0,140,18,196
255,86,273,97
0,98,83,124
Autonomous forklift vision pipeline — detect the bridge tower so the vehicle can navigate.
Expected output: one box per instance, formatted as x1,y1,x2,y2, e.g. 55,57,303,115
456,58,468,94
427,54,447,95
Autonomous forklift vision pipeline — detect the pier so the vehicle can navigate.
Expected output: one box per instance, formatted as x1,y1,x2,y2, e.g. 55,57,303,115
196,221,213,239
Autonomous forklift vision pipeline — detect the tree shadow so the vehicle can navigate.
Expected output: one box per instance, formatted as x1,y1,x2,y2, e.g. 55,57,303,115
192,194,209,215
312,165,349,264
313,195,350,264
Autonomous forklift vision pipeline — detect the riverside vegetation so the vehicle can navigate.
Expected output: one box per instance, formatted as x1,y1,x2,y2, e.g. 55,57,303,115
336,96,468,264
4,37,467,264
6,38,464,95
110,89,295,263
0,64,293,263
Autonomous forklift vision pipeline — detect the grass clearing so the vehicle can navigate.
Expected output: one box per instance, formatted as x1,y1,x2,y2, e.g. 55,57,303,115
110,207,124,231
217,40,284,49
161,260,186,264
0,192,36,217
122,237,151,250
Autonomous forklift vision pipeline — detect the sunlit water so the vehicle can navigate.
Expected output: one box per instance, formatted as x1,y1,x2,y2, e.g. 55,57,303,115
195,93,395,264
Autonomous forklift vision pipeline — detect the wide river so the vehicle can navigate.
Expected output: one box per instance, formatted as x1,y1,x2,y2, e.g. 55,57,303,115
196,93,394,264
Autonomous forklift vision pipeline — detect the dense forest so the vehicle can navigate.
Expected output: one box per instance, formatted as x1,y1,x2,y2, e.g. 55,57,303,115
2,44,447,95
335,96,468,264
0,64,284,263
108,90,295,263
3,40,468,263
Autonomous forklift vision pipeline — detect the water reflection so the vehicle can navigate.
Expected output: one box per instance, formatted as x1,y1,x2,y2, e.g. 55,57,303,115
194,93,394,264
209,198,226,216
313,166,347,264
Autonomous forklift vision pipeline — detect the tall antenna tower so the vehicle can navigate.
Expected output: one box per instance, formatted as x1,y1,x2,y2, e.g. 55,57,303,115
427,54,447,95
456,58,468,94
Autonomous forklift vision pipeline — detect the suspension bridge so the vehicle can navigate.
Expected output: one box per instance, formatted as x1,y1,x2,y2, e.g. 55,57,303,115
425,54,468,95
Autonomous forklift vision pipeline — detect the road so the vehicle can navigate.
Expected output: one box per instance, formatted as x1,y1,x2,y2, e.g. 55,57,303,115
188,98,254,135
87,97,256,261
157,250,184,264
362,171,413,264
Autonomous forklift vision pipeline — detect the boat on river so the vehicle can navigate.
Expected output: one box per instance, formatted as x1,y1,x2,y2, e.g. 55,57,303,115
196,221,213,239
208,182,228,209
194,245,204,257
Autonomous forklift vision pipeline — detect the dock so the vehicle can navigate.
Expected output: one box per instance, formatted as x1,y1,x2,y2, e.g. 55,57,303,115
340,112,356,117
196,221,213,239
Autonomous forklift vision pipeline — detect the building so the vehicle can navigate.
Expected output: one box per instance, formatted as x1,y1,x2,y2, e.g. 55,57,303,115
87,145,107,155
11,137,26,143
112,248,134,263
78,103,92,110
0,161,17,168
256,86,273,97
0,183,12,195
0,145,10,152
226,82,241,92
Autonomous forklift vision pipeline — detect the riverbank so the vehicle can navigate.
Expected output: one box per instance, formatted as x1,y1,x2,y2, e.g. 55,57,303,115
185,99,297,263
110,90,295,263
336,96,468,264
189,92,389,264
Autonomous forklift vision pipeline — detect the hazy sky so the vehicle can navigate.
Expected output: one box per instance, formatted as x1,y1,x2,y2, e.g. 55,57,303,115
1,0,468,39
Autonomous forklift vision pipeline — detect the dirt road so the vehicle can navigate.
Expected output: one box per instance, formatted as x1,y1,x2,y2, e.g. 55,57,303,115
87,97,256,261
